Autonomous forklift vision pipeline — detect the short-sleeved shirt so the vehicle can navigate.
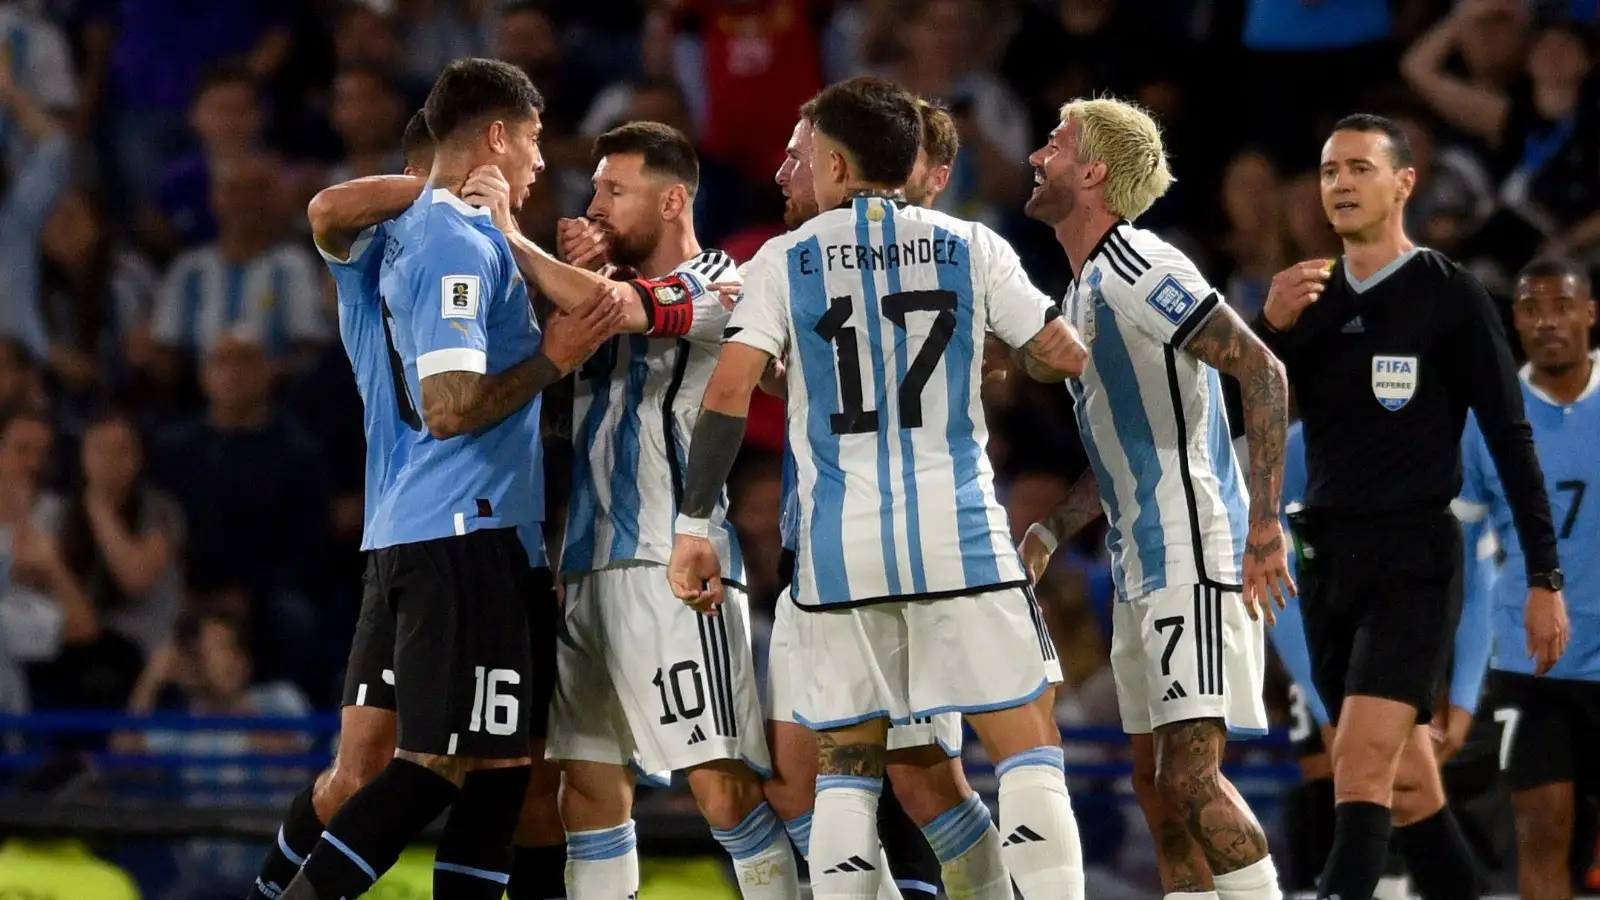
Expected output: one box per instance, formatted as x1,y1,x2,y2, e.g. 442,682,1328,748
151,243,329,357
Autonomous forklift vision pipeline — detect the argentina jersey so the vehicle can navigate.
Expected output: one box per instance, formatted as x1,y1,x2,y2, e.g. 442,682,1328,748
726,196,1056,609
1064,222,1248,601
563,250,744,581
1458,352,1600,681
366,189,545,550
779,440,799,552
318,223,410,551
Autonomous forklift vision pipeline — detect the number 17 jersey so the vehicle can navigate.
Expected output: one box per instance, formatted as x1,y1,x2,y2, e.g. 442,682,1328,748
727,196,1058,609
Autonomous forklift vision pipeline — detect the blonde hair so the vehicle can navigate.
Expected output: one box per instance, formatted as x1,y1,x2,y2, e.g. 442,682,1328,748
1057,97,1174,221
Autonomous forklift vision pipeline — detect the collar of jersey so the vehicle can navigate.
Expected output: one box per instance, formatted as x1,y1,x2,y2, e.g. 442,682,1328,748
1521,349,1600,408
1081,218,1130,272
836,191,908,210
429,188,491,218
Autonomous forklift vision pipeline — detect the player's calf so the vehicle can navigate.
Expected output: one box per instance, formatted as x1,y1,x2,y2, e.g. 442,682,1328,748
435,761,532,899
1130,732,1213,895
508,752,567,900
690,759,801,900
764,719,819,858
559,760,641,900
885,748,996,900
809,722,892,900
1513,782,1579,900
1386,727,1481,900
1152,719,1281,899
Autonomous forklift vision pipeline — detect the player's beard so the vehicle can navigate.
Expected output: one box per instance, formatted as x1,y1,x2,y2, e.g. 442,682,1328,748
784,195,820,229
604,222,662,270
1025,177,1073,223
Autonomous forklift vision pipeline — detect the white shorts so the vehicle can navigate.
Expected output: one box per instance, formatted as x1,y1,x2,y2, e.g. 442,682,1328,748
546,563,772,778
1110,583,1269,736
768,593,964,755
789,587,1063,731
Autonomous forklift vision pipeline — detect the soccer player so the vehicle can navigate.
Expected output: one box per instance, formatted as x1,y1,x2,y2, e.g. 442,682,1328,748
1019,97,1290,900
1459,257,1598,900
281,59,624,900
668,76,1091,900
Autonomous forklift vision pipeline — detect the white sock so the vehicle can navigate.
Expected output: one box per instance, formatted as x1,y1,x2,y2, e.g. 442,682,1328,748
810,776,883,900
919,793,1010,900
874,873,905,900
1165,893,1221,900
1374,874,1410,900
566,821,640,900
996,746,1085,900
1213,855,1281,900
710,801,801,900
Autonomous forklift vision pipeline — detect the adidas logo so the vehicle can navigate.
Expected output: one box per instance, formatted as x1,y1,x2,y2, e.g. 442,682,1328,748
255,879,282,899
687,725,707,746
1342,315,1364,333
823,855,877,874
1161,681,1188,701
1003,825,1046,846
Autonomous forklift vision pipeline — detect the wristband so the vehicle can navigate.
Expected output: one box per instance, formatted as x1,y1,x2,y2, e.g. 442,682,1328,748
675,514,712,539
630,274,696,337
1026,522,1059,555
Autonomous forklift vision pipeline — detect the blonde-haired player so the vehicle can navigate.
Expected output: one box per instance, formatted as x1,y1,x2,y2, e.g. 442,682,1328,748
1020,96,1293,900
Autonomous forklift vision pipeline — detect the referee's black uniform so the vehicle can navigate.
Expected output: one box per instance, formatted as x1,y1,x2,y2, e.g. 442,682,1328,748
1254,248,1560,726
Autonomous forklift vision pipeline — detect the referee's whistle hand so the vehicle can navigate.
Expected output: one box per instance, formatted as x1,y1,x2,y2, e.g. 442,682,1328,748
1262,260,1333,332
1242,520,1295,626
1525,587,1570,675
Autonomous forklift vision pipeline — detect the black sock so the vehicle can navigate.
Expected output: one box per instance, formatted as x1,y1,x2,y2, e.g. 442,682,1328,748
292,759,459,900
877,780,941,900
1396,807,1481,900
434,766,532,899
250,782,324,899
1283,777,1336,890
1317,801,1393,900
508,843,569,900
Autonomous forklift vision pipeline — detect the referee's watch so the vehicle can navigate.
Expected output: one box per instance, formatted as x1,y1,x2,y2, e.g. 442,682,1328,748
1530,570,1565,591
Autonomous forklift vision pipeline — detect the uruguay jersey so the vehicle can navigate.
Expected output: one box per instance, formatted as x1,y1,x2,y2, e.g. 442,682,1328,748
1266,423,1331,730
318,224,408,552
563,250,745,579
726,195,1055,609
1459,353,1600,681
1063,222,1248,601
366,189,545,550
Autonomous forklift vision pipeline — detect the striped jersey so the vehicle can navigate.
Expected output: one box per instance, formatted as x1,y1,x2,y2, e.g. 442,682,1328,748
563,249,746,580
726,196,1054,609
1063,222,1248,601
151,242,328,356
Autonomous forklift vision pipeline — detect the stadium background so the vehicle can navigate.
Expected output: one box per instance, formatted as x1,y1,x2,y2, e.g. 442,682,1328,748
0,0,1596,896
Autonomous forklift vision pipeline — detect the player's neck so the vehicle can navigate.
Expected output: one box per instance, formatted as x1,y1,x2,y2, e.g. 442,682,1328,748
1339,224,1414,282
1056,209,1121,281
1533,354,1595,406
425,154,480,197
640,225,702,280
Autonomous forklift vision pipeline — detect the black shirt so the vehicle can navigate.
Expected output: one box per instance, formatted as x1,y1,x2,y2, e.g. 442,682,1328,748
1253,249,1559,578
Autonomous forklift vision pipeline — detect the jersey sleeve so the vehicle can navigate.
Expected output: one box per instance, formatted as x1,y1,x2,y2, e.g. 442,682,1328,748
319,224,387,308
1098,239,1221,349
408,230,499,379
723,245,789,360
1451,413,1497,524
973,223,1057,349
674,249,741,346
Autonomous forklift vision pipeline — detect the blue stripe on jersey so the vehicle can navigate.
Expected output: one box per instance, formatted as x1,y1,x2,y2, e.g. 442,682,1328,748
933,225,996,587
270,262,288,354
1093,295,1167,589
1069,377,1130,600
225,264,245,327
1206,369,1249,562
856,206,902,595
791,237,851,601
779,442,798,551
608,336,650,560
183,264,204,346
565,360,615,570
881,207,926,593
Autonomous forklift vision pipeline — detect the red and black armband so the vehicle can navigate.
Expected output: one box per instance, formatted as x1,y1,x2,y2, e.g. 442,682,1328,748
629,274,697,338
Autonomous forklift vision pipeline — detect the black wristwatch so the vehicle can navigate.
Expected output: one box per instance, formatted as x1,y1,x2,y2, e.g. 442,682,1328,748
1530,570,1565,591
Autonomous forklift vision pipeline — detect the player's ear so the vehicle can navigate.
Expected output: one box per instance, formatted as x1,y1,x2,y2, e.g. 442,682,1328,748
661,183,688,221
929,164,952,196
1081,158,1107,190
1396,166,1416,205
486,120,507,155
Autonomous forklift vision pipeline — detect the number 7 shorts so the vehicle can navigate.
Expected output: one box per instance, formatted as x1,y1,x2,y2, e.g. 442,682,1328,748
546,562,772,780
1109,583,1269,735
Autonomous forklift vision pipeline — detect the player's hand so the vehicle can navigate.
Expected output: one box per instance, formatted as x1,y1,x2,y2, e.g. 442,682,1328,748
462,165,516,234
667,534,725,614
542,283,627,373
981,335,1012,385
1430,704,1474,765
706,281,742,311
1262,259,1333,333
1241,520,1294,626
557,217,609,271
758,358,786,397
1018,526,1054,585
1525,586,1570,676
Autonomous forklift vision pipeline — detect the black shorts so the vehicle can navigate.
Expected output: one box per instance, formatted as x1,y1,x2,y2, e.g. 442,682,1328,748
1293,508,1463,726
1488,669,1600,793
341,554,397,711
1286,680,1327,760
776,547,796,595
373,527,553,758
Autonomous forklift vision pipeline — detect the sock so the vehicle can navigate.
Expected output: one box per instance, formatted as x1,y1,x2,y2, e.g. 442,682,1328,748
292,759,459,900
878,785,938,900
1395,807,1481,900
920,794,1010,900
810,775,883,900
1213,855,1283,900
567,821,640,900
1165,894,1221,900
1316,801,1393,900
509,844,569,900
709,801,801,899
784,811,813,860
1282,778,1335,890
996,747,1084,900
434,766,531,899
250,782,323,899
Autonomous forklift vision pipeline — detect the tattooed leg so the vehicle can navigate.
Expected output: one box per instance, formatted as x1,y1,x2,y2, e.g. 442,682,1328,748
1154,719,1270,876
1131,733,1214,892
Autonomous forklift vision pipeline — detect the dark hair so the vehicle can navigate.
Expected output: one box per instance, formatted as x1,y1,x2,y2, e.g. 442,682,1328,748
1519,257,1594,294
423,58,544,142
807,76,922,186
0,403,50,443
1330,113,1414,168
192,60,258,107
176,606,250,655
336,62,402,97
593,121,700,197
0,336,39,373
501,0,553,18
798,97,819,123
59,409,148,613
402,109,434,167
917,99,960,167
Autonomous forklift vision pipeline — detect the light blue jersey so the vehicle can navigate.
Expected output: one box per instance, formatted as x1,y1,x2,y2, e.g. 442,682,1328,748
366,189,545,551
779,441,798,552
1268,423,1330,730
1459,355,1600,682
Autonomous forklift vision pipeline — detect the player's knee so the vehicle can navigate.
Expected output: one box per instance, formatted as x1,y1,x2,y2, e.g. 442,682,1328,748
1330,728,1407,803
559,762,633,829
1389,763,1445,826
762,773,813,823
1153,758,1222,817
886,754,968,826
687,760,766,831
515,757,566,846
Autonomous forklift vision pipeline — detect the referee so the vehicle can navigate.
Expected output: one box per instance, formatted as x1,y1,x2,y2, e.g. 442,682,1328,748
1252,113,1570,900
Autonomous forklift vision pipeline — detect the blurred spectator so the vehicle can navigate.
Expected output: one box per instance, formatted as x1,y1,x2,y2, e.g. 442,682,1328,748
1391,110,1495,253
329,0,403,74
1279,169,1343,261
0,336,45,411
0,68,70,363
149,155,326,384
496,0,598,143
323,64,406,185
398,0,484,94
1213,148,1290,319
145,65,268,255
0,0,77,154
30,0,115,134
0,758,141,900
727,451,783,611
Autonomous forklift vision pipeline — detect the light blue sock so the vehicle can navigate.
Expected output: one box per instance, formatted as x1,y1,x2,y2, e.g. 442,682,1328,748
784,810,813,859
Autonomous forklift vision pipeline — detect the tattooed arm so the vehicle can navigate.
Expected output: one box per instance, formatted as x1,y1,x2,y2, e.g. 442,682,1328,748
1009,317,1089,382
1019,469,1105,583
